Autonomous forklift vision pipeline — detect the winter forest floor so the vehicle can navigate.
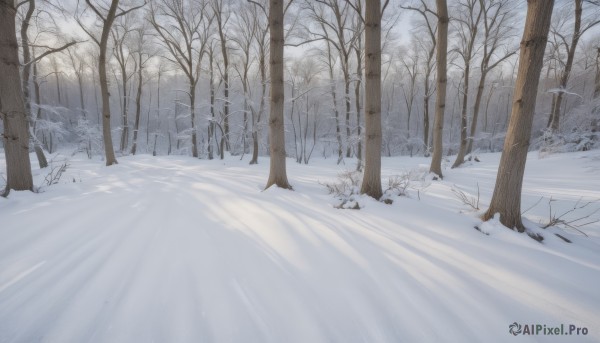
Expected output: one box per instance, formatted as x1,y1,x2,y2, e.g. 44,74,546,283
1,150,600,342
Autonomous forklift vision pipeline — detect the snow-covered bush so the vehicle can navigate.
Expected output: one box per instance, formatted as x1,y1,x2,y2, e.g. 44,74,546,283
323,170,362,209
381,174,411,204
536,98,600,157
74,119,103,159
537,129,599,158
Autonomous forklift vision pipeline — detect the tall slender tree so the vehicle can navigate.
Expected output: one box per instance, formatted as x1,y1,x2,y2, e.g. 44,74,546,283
465,0,516,157
482,0,554,232
401,0,437,156
130,25,151,155
359,0,382,199
548,0,600,131
111,18,136,152
248,0,269,165
1,0,34,195
265,0,291,189
213,0,231,153
77,0,146,166
20,0,49,169
149,0,213,158
451,0,482,168
429,0,449,178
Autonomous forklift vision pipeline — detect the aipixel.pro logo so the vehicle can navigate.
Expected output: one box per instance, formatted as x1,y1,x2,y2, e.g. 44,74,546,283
509,322,588,336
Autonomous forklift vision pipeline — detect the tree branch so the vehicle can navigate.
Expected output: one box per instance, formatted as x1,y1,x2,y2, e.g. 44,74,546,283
22,41,81,68
115,0,147,18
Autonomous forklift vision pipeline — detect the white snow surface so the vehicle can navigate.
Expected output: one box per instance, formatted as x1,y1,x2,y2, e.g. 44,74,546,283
1,151,600,342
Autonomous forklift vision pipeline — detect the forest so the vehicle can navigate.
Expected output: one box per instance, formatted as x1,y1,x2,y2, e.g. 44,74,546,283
1,0,600,342
0,0,597,164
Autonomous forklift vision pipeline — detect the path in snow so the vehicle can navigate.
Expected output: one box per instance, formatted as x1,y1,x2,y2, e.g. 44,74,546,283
1,152,599,342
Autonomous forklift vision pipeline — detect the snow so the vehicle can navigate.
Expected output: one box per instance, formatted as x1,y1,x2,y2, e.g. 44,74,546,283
1,151,600,342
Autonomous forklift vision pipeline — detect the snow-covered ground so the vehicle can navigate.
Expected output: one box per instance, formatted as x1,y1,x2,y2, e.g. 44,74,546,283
1,150,599,342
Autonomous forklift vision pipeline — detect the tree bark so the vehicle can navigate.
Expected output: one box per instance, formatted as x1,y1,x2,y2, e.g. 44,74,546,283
1,0,34,194
250,38,266,165
354,30,363,169
466,70,487,156
548,0,582,131
360,0,382,199
98,0,121,166
482,0,554,232
429,0,449,178
265,0,291,190
208,48,215,160
190,82,198,158
595,47,600,99
591,47,599,132
216,2,230,153
20,0,48,169
452,0,482,168
130,52,143,155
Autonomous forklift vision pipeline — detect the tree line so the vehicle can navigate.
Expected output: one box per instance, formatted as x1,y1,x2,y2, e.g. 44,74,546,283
1,0,599,231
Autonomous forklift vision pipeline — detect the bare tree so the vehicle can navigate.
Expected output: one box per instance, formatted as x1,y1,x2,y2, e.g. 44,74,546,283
592,46,600,132
77,0,146,166
66,48,88,121
307,7,344,164
400,44,419,156
111,16,136,152
451,0,482,168
482,0,554,231
212,0,231,153
350,0,364,169
247,0,269,165
232,3,257,157
548,0,600,131
429,0,448,178
130,24,151,155
149,0,213,158
207,41,218,160
303,0,358,159
595,46,600,98
1,0,34,194
465,0,516,156
20,0,49,168
402,0,438,156
232,2,259,156
265,0,291,189
359,0,382,199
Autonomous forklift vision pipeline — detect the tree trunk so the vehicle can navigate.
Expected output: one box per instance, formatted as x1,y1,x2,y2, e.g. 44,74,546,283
208,50,215,160
360,0,382,199
20,0,48,169
154,69,161,156
119,62,129,152
548,0,582,131
190,82,198,158
595,47,600,99
466,70,488,155
265,0,291,190
452,67,470,168
344,70,352,158
325,40,343,164
430,0,449,178
217,6,230,153
355,36,363,170
591,48,600,132
250,44,266,165
482,0,554,232
423,78,431,156
1,0,34,194
99,0,120,166
222,50,230,153
130,53,143,155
